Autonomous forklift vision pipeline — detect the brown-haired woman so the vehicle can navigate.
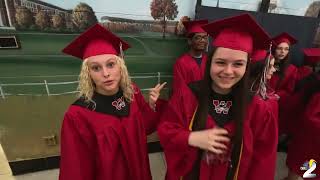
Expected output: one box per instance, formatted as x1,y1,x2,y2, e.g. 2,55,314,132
158,14,278,180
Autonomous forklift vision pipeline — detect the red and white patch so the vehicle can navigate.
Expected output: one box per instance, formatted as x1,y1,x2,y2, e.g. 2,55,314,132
112,96,126,110
212,100,232,114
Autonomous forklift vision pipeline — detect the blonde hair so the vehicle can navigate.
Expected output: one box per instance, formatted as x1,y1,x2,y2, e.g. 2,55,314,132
77,55,134,103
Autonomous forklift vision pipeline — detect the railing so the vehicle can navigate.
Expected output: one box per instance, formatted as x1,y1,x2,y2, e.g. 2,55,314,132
0,72,172,99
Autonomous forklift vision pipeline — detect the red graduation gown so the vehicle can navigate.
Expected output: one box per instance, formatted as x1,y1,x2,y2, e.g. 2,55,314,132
59,85,165,180
269,64,298,134
158,84,278,180
297,66,313,82
172,53,207,94
285,91,320,178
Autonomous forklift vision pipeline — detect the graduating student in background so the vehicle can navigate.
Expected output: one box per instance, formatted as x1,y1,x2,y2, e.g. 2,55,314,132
269,32,298,135
59,23,167,180
282,48,320,180
249,49,278,100
172,19,209,94
158,14,278,180
269,32,298,97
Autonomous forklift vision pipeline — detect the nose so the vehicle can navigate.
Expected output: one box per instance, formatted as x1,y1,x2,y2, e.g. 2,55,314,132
223,64,233,75
102,67,110,78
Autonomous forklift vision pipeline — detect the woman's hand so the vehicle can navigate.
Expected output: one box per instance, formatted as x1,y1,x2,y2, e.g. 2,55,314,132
188,127,230,154
148,82,167,110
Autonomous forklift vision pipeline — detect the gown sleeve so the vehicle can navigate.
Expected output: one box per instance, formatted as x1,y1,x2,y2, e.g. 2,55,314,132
59,110,96,180
172,59,186,94
278,65,298,99
246,99,278,180
133,84,167,135
157,90,198,178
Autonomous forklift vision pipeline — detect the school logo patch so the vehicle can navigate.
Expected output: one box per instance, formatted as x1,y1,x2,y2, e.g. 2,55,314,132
212,100,232,114
112,96,126,110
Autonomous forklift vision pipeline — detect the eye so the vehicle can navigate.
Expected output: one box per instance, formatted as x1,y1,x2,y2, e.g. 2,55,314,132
106,62,115,68
233,62,245,67
215,60,225,65
90,65,101,72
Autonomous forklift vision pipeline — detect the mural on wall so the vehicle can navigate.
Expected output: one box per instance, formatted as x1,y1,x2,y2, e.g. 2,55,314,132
0,0,198,96
0,0,197,162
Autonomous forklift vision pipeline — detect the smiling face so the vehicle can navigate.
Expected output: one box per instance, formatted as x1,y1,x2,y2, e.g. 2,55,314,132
87,54,121,95
210,47,248,94
189,32,208,52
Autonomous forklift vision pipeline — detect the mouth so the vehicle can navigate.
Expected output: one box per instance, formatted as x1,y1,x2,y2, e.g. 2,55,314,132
103,80,114,86
218,76,234,82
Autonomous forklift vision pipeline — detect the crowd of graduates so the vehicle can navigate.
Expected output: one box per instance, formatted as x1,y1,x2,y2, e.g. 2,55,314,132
57,13,319,180
1,12,317,180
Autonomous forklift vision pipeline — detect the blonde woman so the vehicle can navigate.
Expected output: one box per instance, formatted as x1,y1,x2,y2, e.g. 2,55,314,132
59,24,166,180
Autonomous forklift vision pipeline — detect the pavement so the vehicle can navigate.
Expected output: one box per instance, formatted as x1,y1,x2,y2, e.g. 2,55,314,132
12,152,290,180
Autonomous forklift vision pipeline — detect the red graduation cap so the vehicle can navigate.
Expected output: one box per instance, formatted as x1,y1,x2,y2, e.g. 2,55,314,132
272,32,297,46
302,48,320,66
62,23,130,60
183,19,208,35
251,49,268,63
202,13,270,54
251,49,274,63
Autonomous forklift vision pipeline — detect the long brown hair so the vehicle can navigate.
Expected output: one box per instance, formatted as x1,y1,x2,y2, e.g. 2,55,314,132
272,47,291,85
192,47,252,180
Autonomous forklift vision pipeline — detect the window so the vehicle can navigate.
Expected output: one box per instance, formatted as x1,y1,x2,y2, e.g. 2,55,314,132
202,0,262,12
202,0,318,17
268,0,316,17
0,36,20,49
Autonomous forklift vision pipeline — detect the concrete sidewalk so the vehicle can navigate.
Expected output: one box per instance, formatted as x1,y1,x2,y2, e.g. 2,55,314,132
14,152,290,180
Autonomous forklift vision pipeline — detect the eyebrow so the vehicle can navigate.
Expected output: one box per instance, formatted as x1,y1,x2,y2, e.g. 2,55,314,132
88,58,116,65
214,58,247,63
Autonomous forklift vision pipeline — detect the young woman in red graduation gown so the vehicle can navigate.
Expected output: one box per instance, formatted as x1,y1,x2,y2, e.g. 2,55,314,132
172,20,208,94
250,49,278,100
270,32,298,98
269,32,298,135
158,14,278,180
59,24,166,180
283,49,320,180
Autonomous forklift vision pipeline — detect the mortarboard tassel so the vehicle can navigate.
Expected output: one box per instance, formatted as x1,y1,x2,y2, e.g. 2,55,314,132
119,42,124,59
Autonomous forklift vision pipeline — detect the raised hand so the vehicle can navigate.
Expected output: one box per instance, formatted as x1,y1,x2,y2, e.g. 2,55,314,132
148,82,167,110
